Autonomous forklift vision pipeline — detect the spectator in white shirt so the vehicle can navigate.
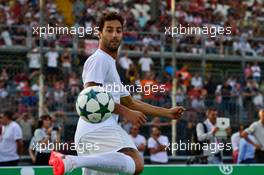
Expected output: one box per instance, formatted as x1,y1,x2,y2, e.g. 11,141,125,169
251,61,261,83
119,51,133,70
231,124,244,163
191,72,203,88
0,111,23,166
196,108,222,164
139,50,153,75
27,48,40,72
0,80,8,99
45,45,59,81
129,125,146,161
34,115,60,165
148,126,169,164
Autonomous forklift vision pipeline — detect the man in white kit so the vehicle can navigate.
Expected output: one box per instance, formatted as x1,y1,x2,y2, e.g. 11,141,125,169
49,11,185,175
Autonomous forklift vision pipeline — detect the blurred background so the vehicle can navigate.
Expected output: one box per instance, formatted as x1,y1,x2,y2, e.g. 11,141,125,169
0,0,263,166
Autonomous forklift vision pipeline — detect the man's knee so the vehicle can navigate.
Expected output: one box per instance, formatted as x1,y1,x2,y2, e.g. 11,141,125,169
118,148,144,175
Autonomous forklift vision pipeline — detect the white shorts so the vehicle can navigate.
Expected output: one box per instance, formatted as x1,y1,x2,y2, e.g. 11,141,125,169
74,118,137,175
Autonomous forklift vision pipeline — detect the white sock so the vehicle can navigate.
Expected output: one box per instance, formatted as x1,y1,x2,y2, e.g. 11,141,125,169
65,152,136,174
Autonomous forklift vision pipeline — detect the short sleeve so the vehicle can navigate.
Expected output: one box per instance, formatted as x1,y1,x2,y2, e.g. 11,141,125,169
150,58,153,65
34,129,45,142
245,122,257,134
119,83,130,97
29,137,36,149
139,58,143,65
147,138,156,148
82,56,109,85
141,136,147,145
160,136,169,146
14,124,22,140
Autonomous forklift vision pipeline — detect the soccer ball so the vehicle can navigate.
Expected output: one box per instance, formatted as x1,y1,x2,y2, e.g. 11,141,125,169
75,86,115,123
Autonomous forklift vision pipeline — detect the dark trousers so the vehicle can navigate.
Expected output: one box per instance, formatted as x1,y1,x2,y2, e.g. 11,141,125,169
0,160,18,166
255,150,264,163
35,152,51,165
241,158,256,163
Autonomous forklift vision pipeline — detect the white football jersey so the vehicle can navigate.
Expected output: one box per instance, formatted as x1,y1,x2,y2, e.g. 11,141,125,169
77,49,130,130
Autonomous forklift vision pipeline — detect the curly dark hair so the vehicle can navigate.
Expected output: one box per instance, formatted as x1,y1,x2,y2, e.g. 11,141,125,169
98,11,124,32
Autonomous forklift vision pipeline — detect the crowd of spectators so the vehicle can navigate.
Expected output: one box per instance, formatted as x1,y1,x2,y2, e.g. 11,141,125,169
0,0,263,56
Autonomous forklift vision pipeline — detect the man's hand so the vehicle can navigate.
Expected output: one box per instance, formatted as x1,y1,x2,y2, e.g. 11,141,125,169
165,106,185,120
122,108,147,127
212,127,219,135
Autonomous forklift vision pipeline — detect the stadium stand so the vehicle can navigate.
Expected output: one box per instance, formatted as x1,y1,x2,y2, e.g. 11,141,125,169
0,0,264,165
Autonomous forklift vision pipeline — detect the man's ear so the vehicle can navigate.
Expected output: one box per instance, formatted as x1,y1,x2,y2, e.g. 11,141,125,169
98,32,102,39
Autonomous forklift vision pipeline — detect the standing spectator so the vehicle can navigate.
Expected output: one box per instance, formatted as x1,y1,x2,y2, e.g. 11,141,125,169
242,109,264,163
244,63,252,81
191,72,203,89
119,51,133,71
17,112,35,154
139,49,153,75
243,80,258,122
137,12,148,29
52,81,66,110
220,81,233,116
45,45,59,82
176,65,192,88
34,115,60,165
147,126,169,164
231,124,244,163
251,61,261,83
61,50,72,77
119,51,133,85
27,48,40,73
237,134,256,164
196,108,222,164
126,64,138,85
0,111,23,166
129,125,146,161
141,72,156,105
205,38,217,54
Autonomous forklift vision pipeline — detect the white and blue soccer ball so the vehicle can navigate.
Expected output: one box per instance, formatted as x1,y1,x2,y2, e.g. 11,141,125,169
75,86,115,123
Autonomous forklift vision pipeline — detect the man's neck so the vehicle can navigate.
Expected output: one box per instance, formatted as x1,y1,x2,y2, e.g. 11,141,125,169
99,45,117,59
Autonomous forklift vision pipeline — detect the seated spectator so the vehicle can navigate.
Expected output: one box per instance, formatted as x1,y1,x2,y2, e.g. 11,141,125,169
147,126,169,164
